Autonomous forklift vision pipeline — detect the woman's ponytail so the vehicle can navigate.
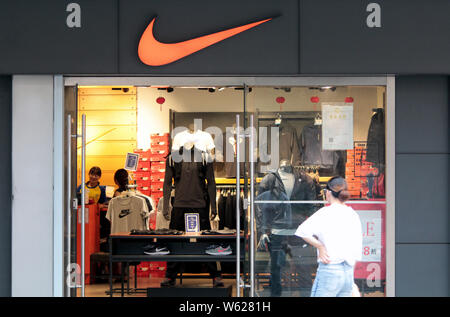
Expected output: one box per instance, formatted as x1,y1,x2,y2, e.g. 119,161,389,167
327,177,350,203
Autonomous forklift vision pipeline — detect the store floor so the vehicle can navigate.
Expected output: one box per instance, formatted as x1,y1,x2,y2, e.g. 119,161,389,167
79,277,384,298
79,276,237,297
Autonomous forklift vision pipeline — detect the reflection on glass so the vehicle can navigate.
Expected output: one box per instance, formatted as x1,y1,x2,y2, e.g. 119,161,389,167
255,159,320,297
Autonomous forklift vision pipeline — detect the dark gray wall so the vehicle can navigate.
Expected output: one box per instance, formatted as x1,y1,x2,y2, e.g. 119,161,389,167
395,76,449,296
0,76,12,297
0,0,449,74
300,0,450,74
0,0,118,74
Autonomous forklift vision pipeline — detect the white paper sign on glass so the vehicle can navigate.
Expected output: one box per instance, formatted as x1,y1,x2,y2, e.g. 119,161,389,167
322,103,354,150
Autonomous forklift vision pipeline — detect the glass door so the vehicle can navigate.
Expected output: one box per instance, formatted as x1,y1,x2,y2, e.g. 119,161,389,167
64,85,89,297
63,83,250,297
64,85,82,297
236,84,253,297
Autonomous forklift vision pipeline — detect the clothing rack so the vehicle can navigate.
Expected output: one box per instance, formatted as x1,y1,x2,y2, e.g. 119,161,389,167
294,165,322,172
215,177,262,185
216,184,239,189
255,110,319,120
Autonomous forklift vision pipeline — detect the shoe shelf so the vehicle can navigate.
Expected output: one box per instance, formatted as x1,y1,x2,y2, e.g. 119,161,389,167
111,254,243,262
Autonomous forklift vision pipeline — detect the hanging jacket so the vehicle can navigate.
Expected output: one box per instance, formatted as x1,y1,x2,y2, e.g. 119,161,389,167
217,192,227,229
300,124,338,167
214,131,246,178
256,170,318,231
366,108,385,165
258,123,302,173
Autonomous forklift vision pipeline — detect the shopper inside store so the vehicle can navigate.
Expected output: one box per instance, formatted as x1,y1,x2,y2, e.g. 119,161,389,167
77,166,106,208
113,168,130,197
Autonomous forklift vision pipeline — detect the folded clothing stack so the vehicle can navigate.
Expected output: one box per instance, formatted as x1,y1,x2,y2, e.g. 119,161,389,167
201,229,237,235
130,228,184,235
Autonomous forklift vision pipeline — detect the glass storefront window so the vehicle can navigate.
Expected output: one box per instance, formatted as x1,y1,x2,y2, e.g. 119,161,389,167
67,83,387,297
247,86,387,297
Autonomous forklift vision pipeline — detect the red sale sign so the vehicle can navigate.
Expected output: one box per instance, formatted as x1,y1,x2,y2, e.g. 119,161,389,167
347,200,386,280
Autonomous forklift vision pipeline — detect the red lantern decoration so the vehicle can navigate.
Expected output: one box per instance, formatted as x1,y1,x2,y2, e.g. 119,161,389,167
345,97,354,103
276,97,285,111
310,96,320,103
156,97,166,111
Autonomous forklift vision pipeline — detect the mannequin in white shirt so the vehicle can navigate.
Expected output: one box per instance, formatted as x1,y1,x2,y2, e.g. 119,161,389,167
172,123,215,154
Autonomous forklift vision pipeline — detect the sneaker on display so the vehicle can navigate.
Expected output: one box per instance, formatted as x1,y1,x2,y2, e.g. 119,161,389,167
205,244,232,256
160,278,176,288
143,244,170,255
213,277,225,287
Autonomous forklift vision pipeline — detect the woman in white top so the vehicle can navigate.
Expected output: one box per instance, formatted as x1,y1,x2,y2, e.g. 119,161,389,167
295,176,362,297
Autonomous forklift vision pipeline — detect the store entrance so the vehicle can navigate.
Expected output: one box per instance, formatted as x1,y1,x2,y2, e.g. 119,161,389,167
63,79,388,298
64,84,248,297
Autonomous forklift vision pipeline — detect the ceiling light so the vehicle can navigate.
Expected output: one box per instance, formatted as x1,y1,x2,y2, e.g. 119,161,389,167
321,86,336,91
234,87,252,92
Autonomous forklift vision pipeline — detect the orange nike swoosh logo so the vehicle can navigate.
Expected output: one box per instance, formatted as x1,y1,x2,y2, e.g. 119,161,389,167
138,17,272,66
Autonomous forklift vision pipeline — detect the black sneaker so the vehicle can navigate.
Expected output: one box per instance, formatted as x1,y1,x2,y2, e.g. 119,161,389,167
143,244,170,255
160,278,176,287
213,277,224,287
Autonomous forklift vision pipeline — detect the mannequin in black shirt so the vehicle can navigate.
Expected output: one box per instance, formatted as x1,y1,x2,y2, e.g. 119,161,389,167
161,146,223,287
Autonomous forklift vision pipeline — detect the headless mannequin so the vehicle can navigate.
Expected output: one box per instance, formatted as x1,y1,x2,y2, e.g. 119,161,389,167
278,159,295,196
162,122,221,287
261,159,295,296
278,168,294,199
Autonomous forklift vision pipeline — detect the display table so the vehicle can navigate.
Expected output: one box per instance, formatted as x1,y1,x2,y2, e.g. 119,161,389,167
109,232,244,297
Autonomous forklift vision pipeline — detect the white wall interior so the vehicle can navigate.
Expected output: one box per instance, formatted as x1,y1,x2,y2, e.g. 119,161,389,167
137,86,384,149
12,75,54,296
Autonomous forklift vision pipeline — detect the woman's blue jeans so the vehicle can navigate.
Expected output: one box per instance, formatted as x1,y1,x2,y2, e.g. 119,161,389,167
311,262,354,297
